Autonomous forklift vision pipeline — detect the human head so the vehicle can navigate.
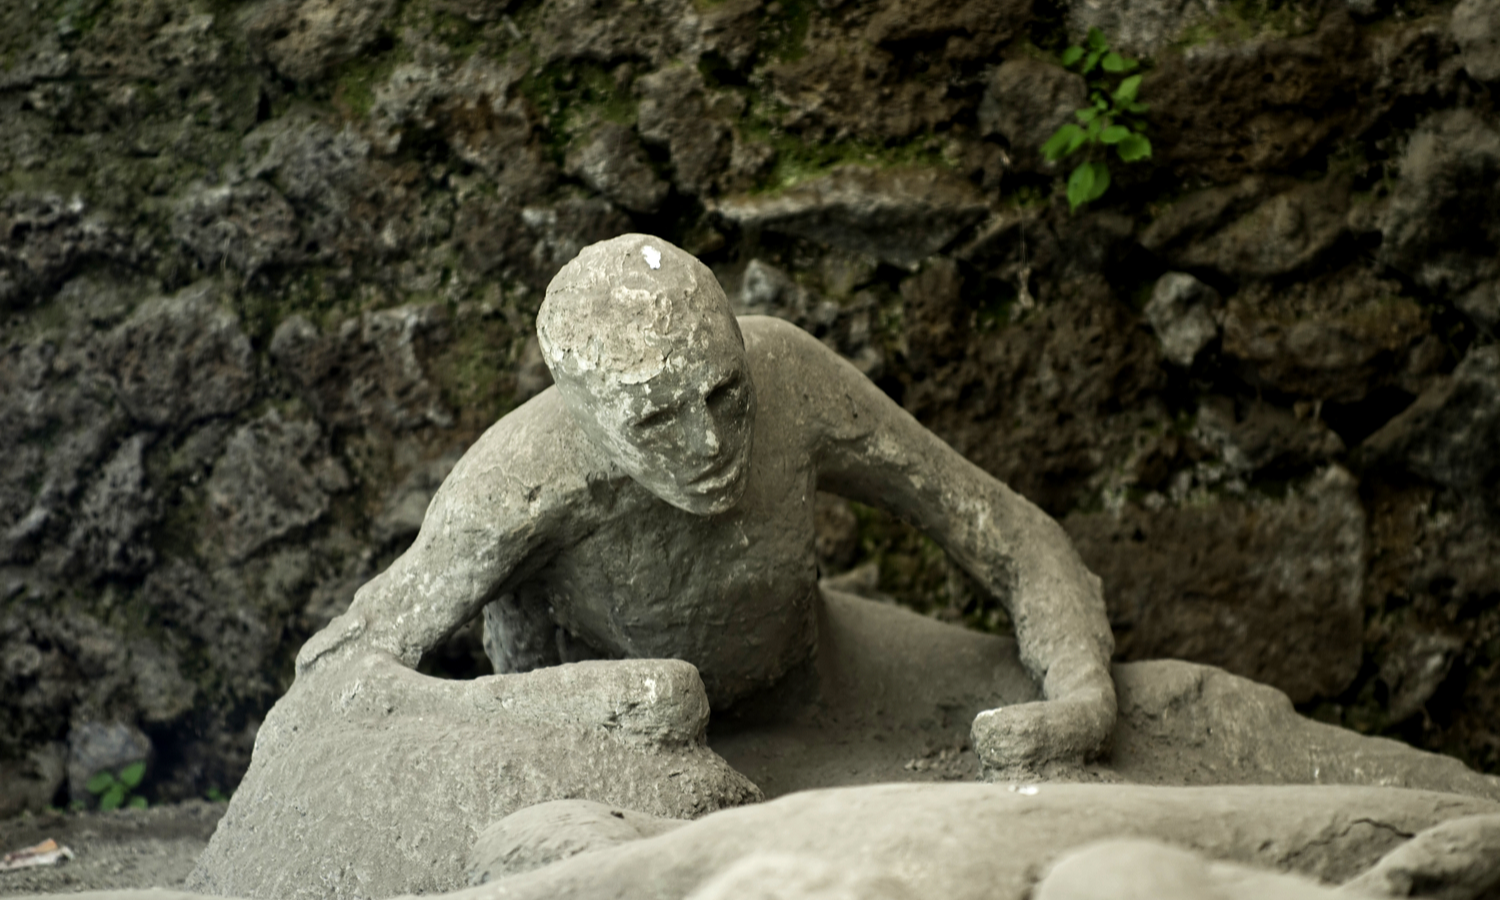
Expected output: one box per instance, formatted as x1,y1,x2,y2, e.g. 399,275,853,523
537,234,755,516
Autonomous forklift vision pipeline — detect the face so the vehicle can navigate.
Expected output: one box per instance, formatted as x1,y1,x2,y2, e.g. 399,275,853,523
562,326,756,517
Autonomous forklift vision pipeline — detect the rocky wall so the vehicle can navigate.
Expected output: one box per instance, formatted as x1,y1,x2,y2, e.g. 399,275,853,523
1,0,1498,814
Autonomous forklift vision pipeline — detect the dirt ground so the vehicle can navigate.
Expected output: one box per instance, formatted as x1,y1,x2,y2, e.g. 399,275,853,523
0,801,223,896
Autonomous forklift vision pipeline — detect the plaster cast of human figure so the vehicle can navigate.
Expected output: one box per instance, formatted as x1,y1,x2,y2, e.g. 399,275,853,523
463,789,1500,900
296,233,1116,777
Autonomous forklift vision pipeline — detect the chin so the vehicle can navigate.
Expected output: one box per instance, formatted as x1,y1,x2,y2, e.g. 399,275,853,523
663,474,749,517
668,490,740,517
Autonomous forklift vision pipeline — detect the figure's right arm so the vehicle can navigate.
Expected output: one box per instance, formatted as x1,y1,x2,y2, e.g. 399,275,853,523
295,392,587,678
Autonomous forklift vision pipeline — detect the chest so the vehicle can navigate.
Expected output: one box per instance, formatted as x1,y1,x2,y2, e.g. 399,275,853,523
555,467,817,615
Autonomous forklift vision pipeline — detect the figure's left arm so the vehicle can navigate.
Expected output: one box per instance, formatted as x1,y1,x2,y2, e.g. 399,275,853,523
774,321,1116,778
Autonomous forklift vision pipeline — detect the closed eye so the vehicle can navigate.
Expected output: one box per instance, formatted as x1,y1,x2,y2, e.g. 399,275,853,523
634,408,671,429
707,374,741,407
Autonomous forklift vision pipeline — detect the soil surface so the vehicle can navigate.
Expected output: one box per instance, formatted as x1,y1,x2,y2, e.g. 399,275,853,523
0,802,223,896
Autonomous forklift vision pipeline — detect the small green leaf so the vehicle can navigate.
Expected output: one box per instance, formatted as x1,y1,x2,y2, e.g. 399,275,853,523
1086,117,1103,139
1117,132,1153,161
1061,46,1084,67
1083,49,1103,73
128,796,148,810
1065,126,1089,155
1085,161,1112,201
1113,74,1143,103
1087,27,1108,50
1101,51,1127,72
100,785,126,812
119,761,146,788
1119,56,1140,72
1101,125,1131,144
86,772,115,795
1067,163,1097,211
1075,107,1099,124
1042,124,1083,161
1126,101,1151,113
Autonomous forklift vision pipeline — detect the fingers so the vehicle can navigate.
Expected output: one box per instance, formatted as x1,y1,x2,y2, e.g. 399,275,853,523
973,703,1054,776
971,692,1116,781
487,659,713,749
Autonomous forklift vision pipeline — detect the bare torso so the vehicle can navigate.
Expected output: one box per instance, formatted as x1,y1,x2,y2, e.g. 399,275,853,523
300,314,1118,779
487,319,826,705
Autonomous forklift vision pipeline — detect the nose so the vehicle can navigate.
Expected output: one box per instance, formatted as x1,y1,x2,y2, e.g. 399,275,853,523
682,401,722,460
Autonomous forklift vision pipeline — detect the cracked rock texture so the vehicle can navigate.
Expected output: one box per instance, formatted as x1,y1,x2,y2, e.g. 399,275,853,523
1,0,1499,813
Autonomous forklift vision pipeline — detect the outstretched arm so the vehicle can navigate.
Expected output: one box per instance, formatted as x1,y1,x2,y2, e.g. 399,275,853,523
295,392,583,679
761,319,1115,778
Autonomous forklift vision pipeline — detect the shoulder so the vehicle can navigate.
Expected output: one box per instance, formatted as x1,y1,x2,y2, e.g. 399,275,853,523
425,388,602,534
741,314,827,357
739,315,883,445
741,315,856,390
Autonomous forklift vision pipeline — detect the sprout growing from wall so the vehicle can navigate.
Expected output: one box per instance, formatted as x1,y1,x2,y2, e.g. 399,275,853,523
1041,28,1154,212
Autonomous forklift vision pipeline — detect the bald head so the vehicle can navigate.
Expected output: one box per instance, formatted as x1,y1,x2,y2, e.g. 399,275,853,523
537,234,756,516
538,234,743,387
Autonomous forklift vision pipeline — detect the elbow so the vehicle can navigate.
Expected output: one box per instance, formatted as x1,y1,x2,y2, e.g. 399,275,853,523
294,611,368,679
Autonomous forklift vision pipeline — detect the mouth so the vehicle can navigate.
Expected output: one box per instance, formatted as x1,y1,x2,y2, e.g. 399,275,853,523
687,458,742,493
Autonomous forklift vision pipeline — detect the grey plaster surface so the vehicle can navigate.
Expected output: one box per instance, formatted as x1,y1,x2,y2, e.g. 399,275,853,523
18,788,1500,900
712,637,1500,803
1036,814,1500,899
466,799,687,884
1035,839,1348,900
1343,813,1500,899
174,235,1500,900
186,656,758,900
291,234,1119,778
423,783,1500,900
183,604,1500,900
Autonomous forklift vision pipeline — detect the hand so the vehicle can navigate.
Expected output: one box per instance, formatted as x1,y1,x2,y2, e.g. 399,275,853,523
488,658,714,749
971,690,1115,782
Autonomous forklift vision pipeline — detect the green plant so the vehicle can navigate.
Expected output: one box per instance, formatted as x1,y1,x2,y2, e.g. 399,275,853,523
1041,28,1153,212
86,762,148,811
205,786,230,803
